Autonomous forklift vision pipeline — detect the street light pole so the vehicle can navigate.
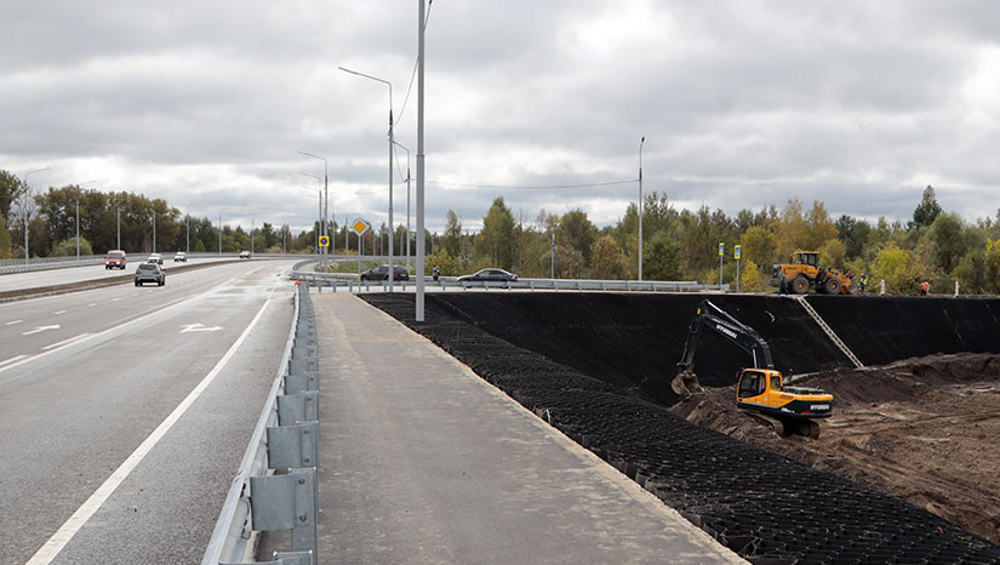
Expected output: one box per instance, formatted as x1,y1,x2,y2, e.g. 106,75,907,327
339,65,395,291
117,207,121,250
638,136,646,281
416,0,426,321
297,152,329,273
299,172,322,255
393,141,412,268
250,214,255,257
20,167,50,263
152,210,156,253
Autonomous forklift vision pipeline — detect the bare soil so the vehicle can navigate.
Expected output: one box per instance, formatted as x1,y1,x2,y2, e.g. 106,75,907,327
670,352,1000,543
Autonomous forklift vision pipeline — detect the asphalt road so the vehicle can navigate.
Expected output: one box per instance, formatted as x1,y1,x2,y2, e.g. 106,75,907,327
0,259,298,564
0,256,242,293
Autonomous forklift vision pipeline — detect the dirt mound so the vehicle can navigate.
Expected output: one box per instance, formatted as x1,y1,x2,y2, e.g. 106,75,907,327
671,352,1000,542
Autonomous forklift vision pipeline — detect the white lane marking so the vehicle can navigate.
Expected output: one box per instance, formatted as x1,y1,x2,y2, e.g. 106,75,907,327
0,277,239,377
111,297,122,302
87,303,97,308
41,333,93,351
180,323,223,333
22,325,60,336
5,319,23,325
53,310,67,315
25,283,278,565
0,355,27,368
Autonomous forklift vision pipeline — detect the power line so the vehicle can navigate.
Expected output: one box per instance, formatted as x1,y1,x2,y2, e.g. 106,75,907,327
426,178,639,190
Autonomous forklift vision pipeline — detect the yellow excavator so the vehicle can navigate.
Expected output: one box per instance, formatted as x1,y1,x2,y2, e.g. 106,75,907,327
672,299,834,438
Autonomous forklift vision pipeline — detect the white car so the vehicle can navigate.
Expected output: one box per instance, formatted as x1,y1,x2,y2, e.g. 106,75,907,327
173,252,187,262
147,253,163,264
239,250,251,259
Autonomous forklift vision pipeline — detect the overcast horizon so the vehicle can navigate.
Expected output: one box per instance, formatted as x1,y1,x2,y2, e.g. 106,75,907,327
5,1,1000,234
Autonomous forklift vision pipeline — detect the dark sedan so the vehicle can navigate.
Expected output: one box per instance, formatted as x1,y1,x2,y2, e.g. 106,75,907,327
457,268,518,282
361,265,411,281
135,262,165,286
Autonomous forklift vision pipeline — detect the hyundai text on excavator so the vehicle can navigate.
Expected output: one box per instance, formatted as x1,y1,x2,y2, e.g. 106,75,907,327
672,299,834,438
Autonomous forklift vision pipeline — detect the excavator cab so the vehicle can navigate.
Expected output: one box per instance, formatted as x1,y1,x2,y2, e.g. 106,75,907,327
735,368,833,438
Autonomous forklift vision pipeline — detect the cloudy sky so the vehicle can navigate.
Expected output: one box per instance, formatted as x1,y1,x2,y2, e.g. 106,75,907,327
4,1,999,234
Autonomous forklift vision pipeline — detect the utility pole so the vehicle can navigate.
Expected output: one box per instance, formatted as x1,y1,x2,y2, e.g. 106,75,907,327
152,211,156,253
218,215,222,254
550,231,555,279
416,0,426,320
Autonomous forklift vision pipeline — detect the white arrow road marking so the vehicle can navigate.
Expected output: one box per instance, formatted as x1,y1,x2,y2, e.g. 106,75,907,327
180,323,223,333
5,319,23,325
0,355,27,369
22,325,60,335
42,334,93,351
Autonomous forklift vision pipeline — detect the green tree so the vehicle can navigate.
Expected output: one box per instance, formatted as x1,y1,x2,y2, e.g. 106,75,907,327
0,212,10,258
645,230,685,280
442,210,462,258
927,212,965,273
835,214,871,260
558,209,598,267
818,238,847,270
870,243,928,294
0,169,25,221
912,185,943,228
590,235,627,279
741,225,776,266
474,197,515,269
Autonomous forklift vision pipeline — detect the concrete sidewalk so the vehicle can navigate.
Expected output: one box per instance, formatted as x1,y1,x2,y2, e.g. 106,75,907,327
311,293,745,564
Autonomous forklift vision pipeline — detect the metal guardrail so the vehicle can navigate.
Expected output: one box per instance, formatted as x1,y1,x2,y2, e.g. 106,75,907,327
0,252,319,275
202,283,320,565
289,270,730,293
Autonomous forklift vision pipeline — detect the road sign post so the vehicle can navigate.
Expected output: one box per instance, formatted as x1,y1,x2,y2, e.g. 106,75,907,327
718,242,725,291
735,244,742,293
351,218,371,278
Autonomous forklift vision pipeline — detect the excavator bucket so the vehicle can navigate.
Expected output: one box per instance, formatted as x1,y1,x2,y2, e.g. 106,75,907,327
671,370,705,396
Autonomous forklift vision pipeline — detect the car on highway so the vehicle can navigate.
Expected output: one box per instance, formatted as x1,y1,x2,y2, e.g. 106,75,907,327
105,250,127,270
147,253,163,264
135,262,165,286
239,250,251,259
173,252,187,262
360,264,411,281
458,268,519,282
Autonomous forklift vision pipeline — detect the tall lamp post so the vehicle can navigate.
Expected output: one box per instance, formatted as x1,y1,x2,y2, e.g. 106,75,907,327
392,141,412,268
297,151,328,273
416,0,427,321
339,65,395,291
21,167,50,262
299,172,323,254
638,136,646,281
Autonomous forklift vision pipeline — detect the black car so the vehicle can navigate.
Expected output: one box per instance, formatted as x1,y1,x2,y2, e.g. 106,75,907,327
457,268,518,282
361,265,410,281
135,263,165,286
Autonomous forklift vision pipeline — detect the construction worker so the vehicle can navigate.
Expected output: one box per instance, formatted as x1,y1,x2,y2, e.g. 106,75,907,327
920,281,930,296
432,264,440,281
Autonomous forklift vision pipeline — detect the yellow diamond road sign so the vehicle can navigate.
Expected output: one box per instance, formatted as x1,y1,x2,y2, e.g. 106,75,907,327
351,218,370,236
318,235,330,247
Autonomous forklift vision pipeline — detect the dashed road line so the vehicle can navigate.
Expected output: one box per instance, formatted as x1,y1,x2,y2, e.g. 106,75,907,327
5,319,23,325
42,334,93,351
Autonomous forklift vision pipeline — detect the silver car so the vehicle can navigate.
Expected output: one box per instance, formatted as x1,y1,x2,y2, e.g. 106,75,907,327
135,263,165,286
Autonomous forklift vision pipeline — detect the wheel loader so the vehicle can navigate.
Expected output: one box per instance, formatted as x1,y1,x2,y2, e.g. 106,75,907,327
769,250,855,295
672,299,834,438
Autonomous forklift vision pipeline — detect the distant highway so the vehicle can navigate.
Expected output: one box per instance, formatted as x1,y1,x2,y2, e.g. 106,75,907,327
0,259,298,563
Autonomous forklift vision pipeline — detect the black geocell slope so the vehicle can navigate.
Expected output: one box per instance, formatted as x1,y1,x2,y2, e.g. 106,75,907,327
417,292,849,406
362,292,1000,565
806,294,1000,366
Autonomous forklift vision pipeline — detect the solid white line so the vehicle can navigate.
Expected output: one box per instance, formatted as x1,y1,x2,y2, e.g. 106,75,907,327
5,319,23,325
24,284,278,565
0,278,238,377
87,303,97,308
53,310,67,315
0,355,27,368
41,334,92,351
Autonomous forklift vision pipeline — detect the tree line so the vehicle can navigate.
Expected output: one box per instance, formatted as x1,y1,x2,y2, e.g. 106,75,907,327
3,169,997,295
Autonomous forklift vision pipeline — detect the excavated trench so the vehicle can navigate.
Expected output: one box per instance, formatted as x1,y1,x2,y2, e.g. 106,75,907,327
362,292,1000,564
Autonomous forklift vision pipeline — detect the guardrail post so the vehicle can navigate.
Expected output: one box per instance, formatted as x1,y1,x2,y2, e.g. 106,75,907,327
267,422,319,469
248,468,318,563
278,392,319,425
